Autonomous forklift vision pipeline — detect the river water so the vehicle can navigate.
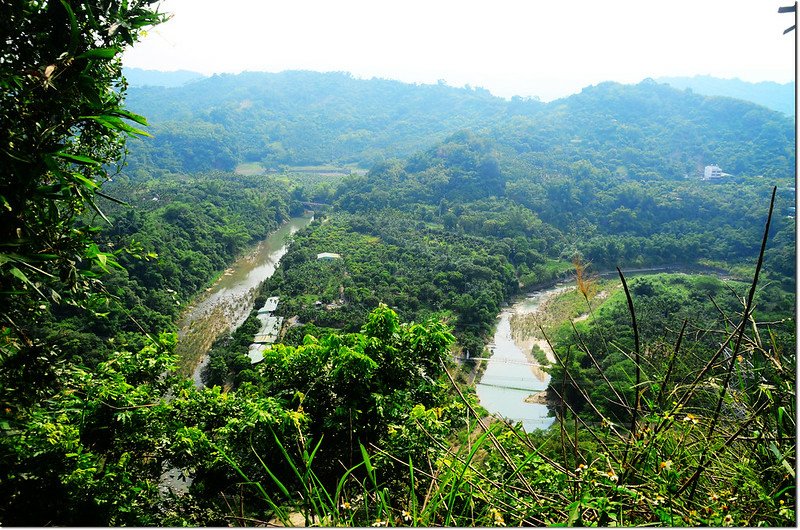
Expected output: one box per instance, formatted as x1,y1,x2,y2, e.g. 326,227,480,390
474,267,727,431
174,215,313,386
476,284,572,432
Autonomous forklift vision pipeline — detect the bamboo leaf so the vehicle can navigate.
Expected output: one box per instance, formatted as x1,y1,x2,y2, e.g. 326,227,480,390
77,47,120,60
71,172,100,189
113,108,150,126
9,267,29,284
55,151,101,167
58,0,79,54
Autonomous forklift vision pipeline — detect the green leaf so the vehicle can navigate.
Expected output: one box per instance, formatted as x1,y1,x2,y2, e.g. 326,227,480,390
70,171,100,190
54,152,101,166
359,443,378,489
77,47,120,60
17,259,56,279
94,190,127,206
8,266,46,298
83,115,152,138
9,267,29,284
770,442,796,478
566,501,582,526
87,197,111,225
113,108,150,127
59,0,79,54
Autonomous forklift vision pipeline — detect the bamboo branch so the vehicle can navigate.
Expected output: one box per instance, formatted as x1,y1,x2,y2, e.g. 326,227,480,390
680,187,776,500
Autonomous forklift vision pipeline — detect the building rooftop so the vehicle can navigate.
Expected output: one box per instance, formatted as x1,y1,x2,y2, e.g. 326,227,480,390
253,316,284,344
258,296,280,314
248,344,268,364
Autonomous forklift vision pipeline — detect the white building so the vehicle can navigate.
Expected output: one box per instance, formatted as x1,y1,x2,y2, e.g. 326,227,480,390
703,165,724,180
253,316,284,344
257,296,280,314
247,344,268,364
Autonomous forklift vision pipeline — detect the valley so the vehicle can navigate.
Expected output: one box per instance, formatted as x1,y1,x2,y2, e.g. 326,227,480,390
175,215,313,383
0,10,795,525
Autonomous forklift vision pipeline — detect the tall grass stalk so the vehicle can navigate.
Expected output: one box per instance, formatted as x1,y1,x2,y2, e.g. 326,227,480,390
212,190,792,527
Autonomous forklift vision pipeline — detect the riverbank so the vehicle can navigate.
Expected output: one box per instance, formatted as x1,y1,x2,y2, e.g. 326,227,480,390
509,285,575,408
520,262,734,294
474,284,576,431
476,271,674,423
174,215,313,380
482,267,739,415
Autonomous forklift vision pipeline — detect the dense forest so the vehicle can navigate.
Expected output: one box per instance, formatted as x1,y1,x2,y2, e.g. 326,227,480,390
122,70,795,180
0,1,795,527
124,68,796,119
657,75,795,117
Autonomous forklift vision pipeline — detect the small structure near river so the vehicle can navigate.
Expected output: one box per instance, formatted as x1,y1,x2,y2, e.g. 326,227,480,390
259,296,280,313
248,296,283,363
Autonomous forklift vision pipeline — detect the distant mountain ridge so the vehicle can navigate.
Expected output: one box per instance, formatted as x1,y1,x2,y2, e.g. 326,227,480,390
124,70,536,172
124,67,206,87
122,70,793,181
496,79,794,179
657,75,795,117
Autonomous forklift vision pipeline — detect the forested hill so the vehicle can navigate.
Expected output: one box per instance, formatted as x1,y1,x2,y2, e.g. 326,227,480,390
334,131,795,277
492,79,795,180
124,70,531,173
657,75,795,117
124,71,794,179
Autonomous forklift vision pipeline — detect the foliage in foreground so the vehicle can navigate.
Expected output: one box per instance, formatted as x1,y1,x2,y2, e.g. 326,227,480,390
0,0,166,347
217,312,795,527
0,207,794,525
0,305,461,525
213,193,794,527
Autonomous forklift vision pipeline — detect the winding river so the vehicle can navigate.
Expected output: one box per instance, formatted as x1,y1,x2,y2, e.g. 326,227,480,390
475,266,730,431
475,284,573,431
175,215,313,386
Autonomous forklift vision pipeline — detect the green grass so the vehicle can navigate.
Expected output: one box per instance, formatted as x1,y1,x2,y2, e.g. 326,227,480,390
234,162,266,176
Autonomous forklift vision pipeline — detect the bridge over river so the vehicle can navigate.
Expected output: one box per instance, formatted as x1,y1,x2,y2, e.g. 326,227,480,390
474,285,571,432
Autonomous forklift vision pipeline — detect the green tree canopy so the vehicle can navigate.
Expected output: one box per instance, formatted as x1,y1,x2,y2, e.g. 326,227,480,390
0,0,166,361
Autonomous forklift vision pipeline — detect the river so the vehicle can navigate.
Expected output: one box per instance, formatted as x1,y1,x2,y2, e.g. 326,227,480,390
475,283,572,432
174,215,313,386
475,266,731,431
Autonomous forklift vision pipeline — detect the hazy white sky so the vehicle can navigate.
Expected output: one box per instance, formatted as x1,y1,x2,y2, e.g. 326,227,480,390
123,0,797,101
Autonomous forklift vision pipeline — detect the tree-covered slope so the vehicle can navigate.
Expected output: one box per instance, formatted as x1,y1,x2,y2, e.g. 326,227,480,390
658,75,795,117
333,130,795,276
123,72,794,181
495,79,794,180
124,70,533,172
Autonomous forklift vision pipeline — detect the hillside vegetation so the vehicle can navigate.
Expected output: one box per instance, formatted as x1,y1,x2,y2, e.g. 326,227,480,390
123,71,794,181
1,6,795,526
658,75,795,117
